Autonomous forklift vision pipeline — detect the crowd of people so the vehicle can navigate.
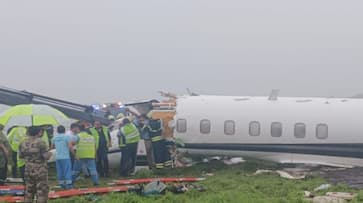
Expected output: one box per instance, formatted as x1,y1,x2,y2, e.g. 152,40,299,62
0,113,173,203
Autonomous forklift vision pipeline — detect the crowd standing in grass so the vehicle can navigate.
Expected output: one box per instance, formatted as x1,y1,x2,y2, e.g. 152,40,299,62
0,113,173,201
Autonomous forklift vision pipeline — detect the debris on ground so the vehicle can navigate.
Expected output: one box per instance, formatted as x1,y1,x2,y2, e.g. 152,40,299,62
304,191,313,198
314,184,332,192
142,181,167,196
174,152,194,168
210,156,222,161
223,157,245,165
305,192,357,203
170,184,207,194
171,184,189,194
254,170,306,180
310,196,346,203
325,192,356,201
321,167,363,189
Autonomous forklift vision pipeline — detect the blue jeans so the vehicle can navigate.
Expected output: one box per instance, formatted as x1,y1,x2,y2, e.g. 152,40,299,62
72,159,99,185
56,159,73,189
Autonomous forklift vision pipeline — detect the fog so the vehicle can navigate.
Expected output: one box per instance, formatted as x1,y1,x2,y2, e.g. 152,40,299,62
0,0,362,104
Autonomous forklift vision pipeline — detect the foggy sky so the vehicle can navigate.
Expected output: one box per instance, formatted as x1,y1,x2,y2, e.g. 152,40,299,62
0,1,362,104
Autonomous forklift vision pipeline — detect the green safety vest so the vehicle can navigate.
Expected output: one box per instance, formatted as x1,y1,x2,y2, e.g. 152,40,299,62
77,132,96,159
90,126,110,146
121,123,140,144
8,127,27,152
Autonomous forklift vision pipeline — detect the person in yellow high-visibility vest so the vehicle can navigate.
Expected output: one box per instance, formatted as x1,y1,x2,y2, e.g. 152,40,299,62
72,123,99,186
89,121,111,178
7,126,27,178
118,118,140,177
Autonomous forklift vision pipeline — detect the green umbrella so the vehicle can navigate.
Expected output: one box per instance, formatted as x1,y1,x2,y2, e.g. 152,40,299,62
0,104,70,128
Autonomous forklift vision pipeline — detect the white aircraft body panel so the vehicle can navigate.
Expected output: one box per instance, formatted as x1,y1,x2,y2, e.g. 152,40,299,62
173,95,363,166
175,96,363,144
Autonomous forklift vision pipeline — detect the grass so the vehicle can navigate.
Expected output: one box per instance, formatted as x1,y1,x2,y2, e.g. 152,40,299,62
47,159,363,203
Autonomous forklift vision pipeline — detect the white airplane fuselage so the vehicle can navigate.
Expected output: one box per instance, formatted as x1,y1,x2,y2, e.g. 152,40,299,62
172,95,363,167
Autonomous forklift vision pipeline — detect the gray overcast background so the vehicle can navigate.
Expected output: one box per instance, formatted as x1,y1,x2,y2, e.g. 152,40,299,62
0,0,362,104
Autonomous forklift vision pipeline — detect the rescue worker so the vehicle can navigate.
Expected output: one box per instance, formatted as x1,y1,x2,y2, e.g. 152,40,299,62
90,121,111,178
118,118,140,177
147,114,172,169
7,126,27,178
72,124,99,186
19,126,52,203
0,124,10,186
51,125,75,189
146,116,165,169
134,115,154,169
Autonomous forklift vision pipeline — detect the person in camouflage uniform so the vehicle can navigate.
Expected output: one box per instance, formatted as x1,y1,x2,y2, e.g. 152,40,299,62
19,126,52,203
0,124,10,185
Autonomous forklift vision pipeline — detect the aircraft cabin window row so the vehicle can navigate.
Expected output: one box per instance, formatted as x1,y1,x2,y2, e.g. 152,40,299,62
176,119,328,139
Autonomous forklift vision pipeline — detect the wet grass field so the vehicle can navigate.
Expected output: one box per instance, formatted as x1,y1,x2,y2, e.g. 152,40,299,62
44,158,363,203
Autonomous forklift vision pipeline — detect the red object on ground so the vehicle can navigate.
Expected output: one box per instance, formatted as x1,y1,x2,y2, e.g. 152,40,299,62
0,186,25,191
0,196,23,203
0,186,130,202
48,186,129,199
114,177,205,185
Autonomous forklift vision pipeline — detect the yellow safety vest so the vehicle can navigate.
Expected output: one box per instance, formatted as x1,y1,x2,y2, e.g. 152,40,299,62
121,123,140,144
77,132,96,159
90,127,110,146
41,131,50,150
8,127,27,152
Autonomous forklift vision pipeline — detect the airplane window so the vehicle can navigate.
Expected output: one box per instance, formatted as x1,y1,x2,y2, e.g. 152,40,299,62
224,120,235,135
316,124,328,139
271,122,283,137
294,123,306,138
200,119,211,134
249,121,260,136
176,119,187,133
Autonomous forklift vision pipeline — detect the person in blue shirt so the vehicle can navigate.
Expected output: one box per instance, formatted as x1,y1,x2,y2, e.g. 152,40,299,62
51,125,75,189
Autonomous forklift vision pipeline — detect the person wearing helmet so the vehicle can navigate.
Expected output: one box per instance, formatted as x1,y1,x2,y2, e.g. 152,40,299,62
118,118,140,177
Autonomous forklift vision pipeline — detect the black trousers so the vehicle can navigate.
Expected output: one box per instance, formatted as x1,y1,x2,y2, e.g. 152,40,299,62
12,151,17,178
120,143,137,177
152,140,164,169
96,147,109,177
